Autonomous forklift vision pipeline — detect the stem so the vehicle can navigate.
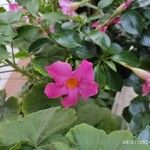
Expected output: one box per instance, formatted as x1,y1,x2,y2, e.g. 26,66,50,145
5,59,35,80
11,43,16,64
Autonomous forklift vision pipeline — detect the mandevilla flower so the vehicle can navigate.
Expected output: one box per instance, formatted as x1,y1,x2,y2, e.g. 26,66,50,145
130,67,150,96
44,60,99,108
9,2,21,12
121,63,150,96
59,0,81,16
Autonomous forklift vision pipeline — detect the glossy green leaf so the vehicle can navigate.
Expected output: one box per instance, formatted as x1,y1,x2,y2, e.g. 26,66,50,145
121,10,144,35
105,66,123,91
53,31,81,48
112,51,139,67
141,31,150,47
89,30,111,49
98,0,114,8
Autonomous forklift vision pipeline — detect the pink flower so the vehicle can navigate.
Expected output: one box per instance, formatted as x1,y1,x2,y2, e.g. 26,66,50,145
130,67,150,96
142,79,150,96
59,0,80,16
122,0,133,10
111,17,121,25
9,2,21,12
92,21,108,33
44,60,99,108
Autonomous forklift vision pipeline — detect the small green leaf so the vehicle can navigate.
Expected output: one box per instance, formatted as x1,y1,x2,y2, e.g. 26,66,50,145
26,0,39,16
121,10,144,35
112,51,139,67
22,81,59,115
98,0,114,8
141,31,150,47
53,31,81,48
95,64,107,88
0,45,9,60
89,30,111,49
105,65,123,91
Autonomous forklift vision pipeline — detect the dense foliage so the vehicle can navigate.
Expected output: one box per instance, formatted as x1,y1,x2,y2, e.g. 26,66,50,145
0,0,150,149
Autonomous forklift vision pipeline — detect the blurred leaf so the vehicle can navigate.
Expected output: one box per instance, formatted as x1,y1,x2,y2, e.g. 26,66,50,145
22,81,59,115
121,10,144,35
0,45,9,60
0,12,21,24
98,0,114,8
105,65,123,91
141,31,150,47
53,31,81,48
32,57,50,76
0,90,19,122
104,61,117,72
89,30,111,50
107,43,123,55
138,126,150,144
15,50,29,58
123,96,150,136
0,107,76,148
95,64,107,88
53,124,150,150
112,51,139,67
133,0,150,8
29,38,51,53
26,0,39,16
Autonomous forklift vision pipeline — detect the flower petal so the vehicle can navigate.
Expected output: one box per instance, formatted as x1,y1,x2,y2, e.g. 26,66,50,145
46,61,72,84
74,60,94,81
61,88,79,108
142,79,150,96
79,81,99,100
44,83,68,98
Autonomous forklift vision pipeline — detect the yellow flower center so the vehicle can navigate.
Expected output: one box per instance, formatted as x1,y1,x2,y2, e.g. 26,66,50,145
66,78,78,89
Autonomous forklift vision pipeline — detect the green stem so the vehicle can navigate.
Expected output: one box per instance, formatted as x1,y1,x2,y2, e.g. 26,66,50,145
5,59,35,80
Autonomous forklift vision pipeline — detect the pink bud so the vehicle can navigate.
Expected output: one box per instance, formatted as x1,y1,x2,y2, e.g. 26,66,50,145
9,2,21,12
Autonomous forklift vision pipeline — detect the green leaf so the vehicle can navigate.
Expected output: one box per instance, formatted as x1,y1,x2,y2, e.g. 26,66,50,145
141,31,150,47
53,31,81,48
0,12,21,24
22,81,59,115
71,42,97,58
133,0,150,8
0,45,9,60
0,107,76,148
95,64,107,88
138,126,150,143
104,61,117,72
32,57,50,76
98,0,114,8
43,12,67,25
53,124,150,150
123,96,150,136
105,66,123,91
15,50,29,58
0,90,19,122
29,38,51,53
121,10,144,35
107,43,123,55
112,51,139,67
26,0,39,16
75,101,110,126
89,30,111,49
